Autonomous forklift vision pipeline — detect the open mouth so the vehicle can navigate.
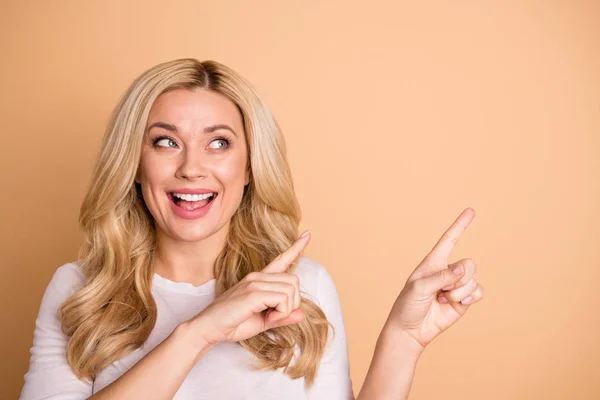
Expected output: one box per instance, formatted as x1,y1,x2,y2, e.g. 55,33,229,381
169,192,218,211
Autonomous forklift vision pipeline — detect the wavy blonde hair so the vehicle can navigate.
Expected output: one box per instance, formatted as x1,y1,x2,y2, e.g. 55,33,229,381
59,58,331,386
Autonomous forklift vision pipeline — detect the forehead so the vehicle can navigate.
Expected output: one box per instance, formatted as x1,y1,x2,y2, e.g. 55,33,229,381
147,88,243,132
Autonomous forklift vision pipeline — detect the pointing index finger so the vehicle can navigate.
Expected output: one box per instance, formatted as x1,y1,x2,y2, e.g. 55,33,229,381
426,208,475,262
263,230,311,274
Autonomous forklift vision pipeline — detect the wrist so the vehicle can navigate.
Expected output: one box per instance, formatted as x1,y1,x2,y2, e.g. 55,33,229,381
174,319,216,363
358,324,423,400
379,324,425,362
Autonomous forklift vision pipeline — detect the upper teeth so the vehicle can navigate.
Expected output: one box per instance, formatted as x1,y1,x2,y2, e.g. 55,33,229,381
172,192,214,201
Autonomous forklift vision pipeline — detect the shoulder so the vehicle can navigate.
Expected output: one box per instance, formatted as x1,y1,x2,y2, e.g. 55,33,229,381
294,256,340,312
40,262,86,309
294,255,325,279
293,255,329,292
49,261,85,290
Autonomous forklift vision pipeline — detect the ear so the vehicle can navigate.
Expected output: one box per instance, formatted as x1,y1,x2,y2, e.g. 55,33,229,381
134,168,141,184
244,165,251,186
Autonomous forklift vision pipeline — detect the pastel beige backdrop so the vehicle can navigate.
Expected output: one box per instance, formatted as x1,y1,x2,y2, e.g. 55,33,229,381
1,1,598,399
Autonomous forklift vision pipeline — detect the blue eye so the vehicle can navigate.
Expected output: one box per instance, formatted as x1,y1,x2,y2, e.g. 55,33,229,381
209,138,230,149
153,137,178,148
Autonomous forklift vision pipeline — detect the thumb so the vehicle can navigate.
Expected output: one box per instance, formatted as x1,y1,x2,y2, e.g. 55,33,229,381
265,309,305,330
417,263,465,294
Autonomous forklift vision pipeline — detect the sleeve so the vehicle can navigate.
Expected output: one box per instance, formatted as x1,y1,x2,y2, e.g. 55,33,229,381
20,263,94,400
305,262,355,400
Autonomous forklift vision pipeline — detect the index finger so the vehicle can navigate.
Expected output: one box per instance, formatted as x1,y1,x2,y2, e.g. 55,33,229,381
426,208,475,262
263,230,311,274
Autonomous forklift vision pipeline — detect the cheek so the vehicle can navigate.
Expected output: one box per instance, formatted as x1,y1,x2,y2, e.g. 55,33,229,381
213,153,249,187
212,156,249,214
137,155,174,201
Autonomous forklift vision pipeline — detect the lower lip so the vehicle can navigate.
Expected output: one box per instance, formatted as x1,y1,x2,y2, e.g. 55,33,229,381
168,194,216,220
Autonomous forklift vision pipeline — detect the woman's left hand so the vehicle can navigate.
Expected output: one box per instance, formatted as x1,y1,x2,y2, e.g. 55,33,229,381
384,207,484,350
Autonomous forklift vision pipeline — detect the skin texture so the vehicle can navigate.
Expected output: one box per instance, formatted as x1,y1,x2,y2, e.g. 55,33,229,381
94,87,483,399
135,88,250,285
388,207,484,348
357,207,484,400
92,88,308,399
191,231,311,345
91,232,310,400
134,86,308,341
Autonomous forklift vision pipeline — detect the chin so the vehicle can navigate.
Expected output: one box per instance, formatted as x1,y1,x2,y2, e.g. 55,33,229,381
168,223,220,242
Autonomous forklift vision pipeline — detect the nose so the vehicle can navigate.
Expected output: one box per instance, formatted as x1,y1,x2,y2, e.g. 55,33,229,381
176,149,208,181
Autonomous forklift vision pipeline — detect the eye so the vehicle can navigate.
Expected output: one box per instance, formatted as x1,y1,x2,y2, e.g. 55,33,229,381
153,137,178,148
208,138,230,150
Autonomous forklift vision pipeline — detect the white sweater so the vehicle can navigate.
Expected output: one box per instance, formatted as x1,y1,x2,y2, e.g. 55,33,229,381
20,256,354,400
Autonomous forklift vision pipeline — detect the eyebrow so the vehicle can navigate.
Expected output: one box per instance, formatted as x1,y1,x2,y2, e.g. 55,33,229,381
147,122,237,137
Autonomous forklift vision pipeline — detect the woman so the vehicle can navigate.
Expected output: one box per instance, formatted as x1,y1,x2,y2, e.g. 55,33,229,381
21,59,483,399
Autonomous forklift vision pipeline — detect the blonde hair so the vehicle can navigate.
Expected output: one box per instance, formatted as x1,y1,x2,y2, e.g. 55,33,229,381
59,59,331,386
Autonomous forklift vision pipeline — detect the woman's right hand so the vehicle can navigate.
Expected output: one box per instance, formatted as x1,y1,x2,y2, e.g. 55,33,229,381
191,231,311,345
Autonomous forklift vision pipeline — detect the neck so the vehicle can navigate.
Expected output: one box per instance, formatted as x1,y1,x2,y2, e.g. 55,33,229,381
153,223,229,286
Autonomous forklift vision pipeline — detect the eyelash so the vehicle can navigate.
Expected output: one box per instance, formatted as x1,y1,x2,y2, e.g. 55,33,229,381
152,136,177,148
151,135,232,150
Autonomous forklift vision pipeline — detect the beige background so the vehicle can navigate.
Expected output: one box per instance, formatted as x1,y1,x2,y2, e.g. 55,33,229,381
1,1,599,399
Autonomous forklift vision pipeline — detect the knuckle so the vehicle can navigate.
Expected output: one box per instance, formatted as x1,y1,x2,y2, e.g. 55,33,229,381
274,290,285,300
465,278,478,292
451,293,468,303
291,274,300,286
445,290,460,303
464,258,477,273
247,280,260,291
276,292,288,306
447,280,478,302
455,260,476,285
245,271,259,281
443,232,458,244
246,291,261,303
287,284,297,298
283,282,293,293
412,278,427,293
477,284,484,296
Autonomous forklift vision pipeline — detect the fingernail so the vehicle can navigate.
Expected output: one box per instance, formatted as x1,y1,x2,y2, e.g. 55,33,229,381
438,295,448,304
461,296,473,305
299,230,310,238
452,265,464,275
442,284,454,291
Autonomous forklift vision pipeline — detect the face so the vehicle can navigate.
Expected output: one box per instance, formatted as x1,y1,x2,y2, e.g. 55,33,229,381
136,88,250,242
